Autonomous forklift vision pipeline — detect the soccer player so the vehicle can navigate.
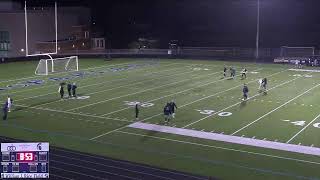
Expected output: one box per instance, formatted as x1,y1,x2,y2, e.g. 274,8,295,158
58,83,64,100
7,95,13,112
163,103,171,123
67,83,72,98
242,83,249,101
135,103,139,120
2,102,8,121
223,66,227,78
262,77,268,92
72,83,77,98
230,67,235,79
258,78,263,90
169,100,178,118
241,68,247,79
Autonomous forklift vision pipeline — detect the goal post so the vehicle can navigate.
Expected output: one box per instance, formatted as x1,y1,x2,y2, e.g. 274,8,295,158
35,56,79,75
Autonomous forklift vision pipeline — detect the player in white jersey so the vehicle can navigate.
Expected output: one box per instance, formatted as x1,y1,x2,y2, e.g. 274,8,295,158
258,78,263,90
7,95,12,112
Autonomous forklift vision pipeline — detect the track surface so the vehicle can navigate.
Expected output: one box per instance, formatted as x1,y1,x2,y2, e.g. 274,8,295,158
0,136,211,180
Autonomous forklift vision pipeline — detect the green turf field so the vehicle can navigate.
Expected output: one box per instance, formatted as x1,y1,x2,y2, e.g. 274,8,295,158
1,58,320,180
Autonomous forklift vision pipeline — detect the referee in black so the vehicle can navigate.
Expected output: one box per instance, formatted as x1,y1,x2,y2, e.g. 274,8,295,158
135,103,139,120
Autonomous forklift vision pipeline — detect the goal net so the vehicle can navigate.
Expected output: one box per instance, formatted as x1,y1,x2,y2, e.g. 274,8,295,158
35,56,79,75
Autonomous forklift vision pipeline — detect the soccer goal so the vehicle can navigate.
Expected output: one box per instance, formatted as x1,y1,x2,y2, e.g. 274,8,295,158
35,56,79,75
280,46,315,57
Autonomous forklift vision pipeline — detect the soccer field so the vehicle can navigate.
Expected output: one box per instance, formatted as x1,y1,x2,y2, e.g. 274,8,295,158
1,58,320,179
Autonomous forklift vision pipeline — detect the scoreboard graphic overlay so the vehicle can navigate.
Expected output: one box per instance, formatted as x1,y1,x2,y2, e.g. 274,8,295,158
1,142,49,179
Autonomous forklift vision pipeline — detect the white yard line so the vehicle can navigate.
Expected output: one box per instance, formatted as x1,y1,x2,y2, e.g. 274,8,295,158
14,63,193,102
90,68,287,140
15,104,131,123
114,130,320,166
182,71,312,129
66,69,223,112
231,82,320,136
287,112,320,143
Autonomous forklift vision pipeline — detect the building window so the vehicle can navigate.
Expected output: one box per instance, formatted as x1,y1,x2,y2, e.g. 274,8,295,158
100,40,104,48
0,31,10,51
84,31,89,39
96,39,100,47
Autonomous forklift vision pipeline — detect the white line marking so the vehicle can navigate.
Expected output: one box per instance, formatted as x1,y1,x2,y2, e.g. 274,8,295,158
287,112,320,143
115,130,320,165
183,71,311,129
91,69,285,140
281,119,291,122
232,82,320,135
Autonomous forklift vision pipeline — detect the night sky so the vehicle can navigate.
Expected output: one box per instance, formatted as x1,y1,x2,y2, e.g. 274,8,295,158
19,0,320,48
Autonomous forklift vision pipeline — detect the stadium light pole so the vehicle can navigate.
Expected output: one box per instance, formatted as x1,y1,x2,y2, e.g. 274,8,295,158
255,0,260,60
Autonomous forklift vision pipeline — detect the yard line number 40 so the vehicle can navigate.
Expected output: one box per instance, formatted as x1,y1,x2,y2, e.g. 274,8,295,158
285,120,320,128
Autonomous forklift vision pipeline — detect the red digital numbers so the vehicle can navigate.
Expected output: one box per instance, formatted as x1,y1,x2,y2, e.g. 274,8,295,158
16,152,34,161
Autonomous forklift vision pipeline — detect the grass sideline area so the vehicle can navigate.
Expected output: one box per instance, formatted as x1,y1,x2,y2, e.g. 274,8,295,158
0,58,320,179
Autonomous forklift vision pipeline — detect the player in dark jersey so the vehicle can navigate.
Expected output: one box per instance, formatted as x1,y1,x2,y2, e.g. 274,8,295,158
135,103,139,120
164,103,171,123
241,68,247,79
58,83,64,100
72,83,77,98
67,83,72,98
262,77,267,94
230,67,235,79
242,84,249,101
169,100,178,118
223,66,227,78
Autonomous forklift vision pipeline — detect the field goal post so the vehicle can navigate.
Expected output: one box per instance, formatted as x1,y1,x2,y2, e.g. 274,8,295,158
24,1,79,75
